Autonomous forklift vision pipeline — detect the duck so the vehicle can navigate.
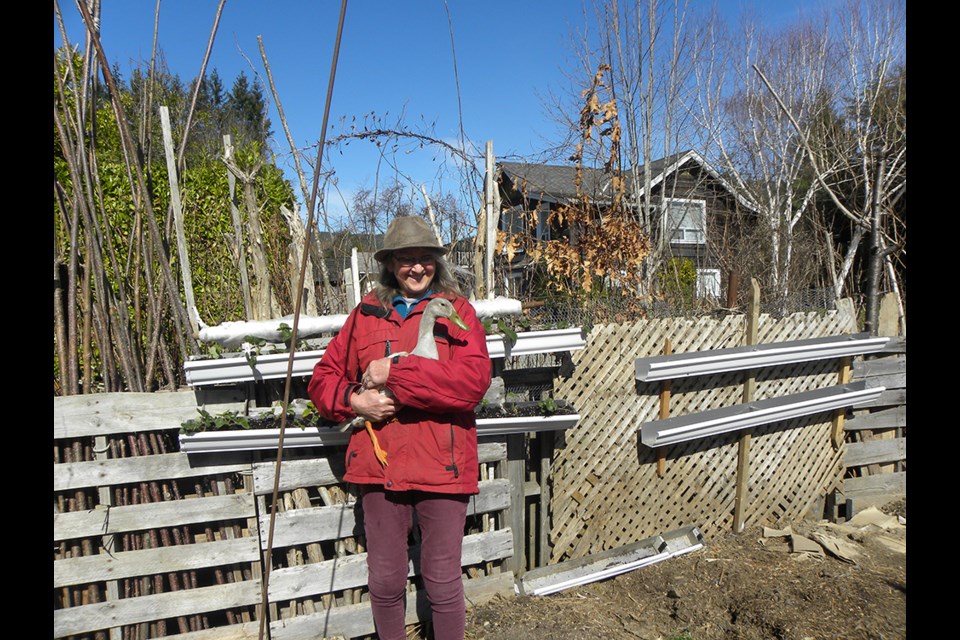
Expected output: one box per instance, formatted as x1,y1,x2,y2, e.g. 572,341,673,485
339,298,470,468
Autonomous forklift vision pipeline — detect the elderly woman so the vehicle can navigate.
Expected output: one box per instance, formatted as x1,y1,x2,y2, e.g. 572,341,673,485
308,215,492,640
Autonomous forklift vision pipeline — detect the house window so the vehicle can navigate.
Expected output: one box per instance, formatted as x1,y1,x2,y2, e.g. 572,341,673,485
501,204,550,241
696,269,721,299
502,205,526,236
662,198,706,245
535,203,551,241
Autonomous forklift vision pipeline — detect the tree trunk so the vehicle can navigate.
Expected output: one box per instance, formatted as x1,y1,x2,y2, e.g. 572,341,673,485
862,157,885,335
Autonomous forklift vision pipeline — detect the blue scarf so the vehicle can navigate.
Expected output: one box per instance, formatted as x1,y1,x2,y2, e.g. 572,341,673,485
392,289,432,319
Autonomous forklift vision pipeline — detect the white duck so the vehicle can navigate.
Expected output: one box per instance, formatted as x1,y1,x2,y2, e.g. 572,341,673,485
339,298,470,467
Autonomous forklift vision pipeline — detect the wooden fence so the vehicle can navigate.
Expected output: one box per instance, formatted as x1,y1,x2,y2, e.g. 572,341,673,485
54,390,515,640
54,306,905,639
837,336,906,513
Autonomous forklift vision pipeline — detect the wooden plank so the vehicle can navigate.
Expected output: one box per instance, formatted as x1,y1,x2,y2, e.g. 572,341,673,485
54,494,256,541
263,479,512,549
855,388,905,409
54,453,248,492
252,456,342,495
852,357,905,379
844,438,906,468
269,572,515,640
843,471,906,496
267,529,513,601
845,407,906,431
153,621,261,640
54,536,260,588
251,442,507,495
853,372,906,391
54,580,261,638
877,336,906,353
54,389,244,439
477,440,509,463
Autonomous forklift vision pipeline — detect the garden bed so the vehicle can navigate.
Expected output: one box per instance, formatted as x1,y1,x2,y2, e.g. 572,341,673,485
178,400,580,454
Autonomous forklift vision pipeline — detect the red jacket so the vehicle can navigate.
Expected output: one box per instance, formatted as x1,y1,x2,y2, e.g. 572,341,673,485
307,291,491,494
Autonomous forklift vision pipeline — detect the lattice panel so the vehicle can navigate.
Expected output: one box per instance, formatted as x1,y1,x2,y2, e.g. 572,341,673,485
549,310,856,562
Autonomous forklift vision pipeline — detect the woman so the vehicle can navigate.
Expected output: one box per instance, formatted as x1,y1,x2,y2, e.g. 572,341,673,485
308,215,492,640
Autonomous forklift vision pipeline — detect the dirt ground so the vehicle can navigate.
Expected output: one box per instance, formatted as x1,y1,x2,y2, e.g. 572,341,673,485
464,499,906,640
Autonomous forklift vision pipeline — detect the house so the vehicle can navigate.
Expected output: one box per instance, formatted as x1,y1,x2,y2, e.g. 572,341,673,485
497,150,757,302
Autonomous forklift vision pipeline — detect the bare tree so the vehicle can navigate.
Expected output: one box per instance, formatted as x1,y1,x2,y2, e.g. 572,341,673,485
749,0,905,331
692,11,840,314
822,0,906,333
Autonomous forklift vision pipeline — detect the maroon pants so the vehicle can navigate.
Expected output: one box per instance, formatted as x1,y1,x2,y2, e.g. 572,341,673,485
361,488,469,640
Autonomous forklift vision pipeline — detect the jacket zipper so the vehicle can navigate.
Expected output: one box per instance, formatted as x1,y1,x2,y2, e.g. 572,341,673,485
444,425,459,479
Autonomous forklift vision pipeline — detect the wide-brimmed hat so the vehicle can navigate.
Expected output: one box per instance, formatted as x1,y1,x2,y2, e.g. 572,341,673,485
374,216,448,263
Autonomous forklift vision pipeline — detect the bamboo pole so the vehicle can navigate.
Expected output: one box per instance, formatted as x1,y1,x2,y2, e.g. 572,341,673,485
733,278,760,533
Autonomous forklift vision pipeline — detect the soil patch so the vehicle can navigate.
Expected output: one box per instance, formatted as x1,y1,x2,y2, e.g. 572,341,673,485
465,499,906,640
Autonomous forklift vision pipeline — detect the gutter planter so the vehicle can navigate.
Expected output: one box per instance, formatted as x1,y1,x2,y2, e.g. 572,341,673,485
184,328,586,387
635,332,891,382
179,401,580,455
640,381,885,448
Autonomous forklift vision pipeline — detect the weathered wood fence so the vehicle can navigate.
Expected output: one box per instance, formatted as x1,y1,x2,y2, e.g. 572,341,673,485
54,390,515,640
837,336,906,512
54,307,905,639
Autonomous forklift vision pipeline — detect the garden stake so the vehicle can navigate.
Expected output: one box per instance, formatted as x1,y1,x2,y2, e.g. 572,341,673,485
258,4,348,639
657,338,672,478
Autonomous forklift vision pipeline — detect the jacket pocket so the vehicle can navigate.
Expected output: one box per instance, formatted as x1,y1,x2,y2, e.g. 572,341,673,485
356,328,396,371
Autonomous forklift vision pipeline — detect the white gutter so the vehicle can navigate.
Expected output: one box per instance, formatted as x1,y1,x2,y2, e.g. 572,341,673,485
519,526,704,597
640,381,885,448
183,328,586,387
196,297,524,348
635,333,890,382
178,413,581,455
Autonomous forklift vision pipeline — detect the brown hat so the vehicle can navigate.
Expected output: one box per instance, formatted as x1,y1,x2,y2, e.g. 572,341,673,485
374,216,447,263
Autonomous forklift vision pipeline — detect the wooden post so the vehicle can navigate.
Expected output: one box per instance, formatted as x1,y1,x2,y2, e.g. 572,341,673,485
160,106,199,334
223,135,254,319
345,247,362,309
537,430,554,567
484,141,497,299
832,357,852,449
733,278,760,533
725,271,740,309
506,433,527,577
657,338,672,478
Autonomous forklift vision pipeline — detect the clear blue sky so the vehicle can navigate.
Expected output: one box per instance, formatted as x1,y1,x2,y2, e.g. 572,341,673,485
54,0,823,225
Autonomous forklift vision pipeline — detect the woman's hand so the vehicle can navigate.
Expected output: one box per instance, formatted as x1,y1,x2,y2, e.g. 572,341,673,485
350,387,398,423
361,356,394,389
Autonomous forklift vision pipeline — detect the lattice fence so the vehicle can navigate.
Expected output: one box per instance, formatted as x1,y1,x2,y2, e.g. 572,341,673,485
549,309,858,562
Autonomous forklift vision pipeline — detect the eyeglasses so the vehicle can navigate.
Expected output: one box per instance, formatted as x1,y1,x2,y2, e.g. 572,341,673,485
393,253,436,267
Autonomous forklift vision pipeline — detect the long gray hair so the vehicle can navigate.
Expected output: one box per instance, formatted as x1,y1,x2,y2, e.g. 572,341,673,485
373,250,464,305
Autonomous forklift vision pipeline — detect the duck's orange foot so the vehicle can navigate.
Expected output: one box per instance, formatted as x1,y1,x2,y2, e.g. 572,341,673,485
365,421,388,467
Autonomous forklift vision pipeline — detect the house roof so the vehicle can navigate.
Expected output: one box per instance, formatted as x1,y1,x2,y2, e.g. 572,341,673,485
499,150,757,213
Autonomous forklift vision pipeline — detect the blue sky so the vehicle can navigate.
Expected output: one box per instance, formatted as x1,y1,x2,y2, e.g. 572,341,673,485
54,1,824,225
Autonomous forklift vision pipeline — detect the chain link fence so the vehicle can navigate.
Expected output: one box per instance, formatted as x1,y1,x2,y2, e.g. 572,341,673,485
512,287,838,332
